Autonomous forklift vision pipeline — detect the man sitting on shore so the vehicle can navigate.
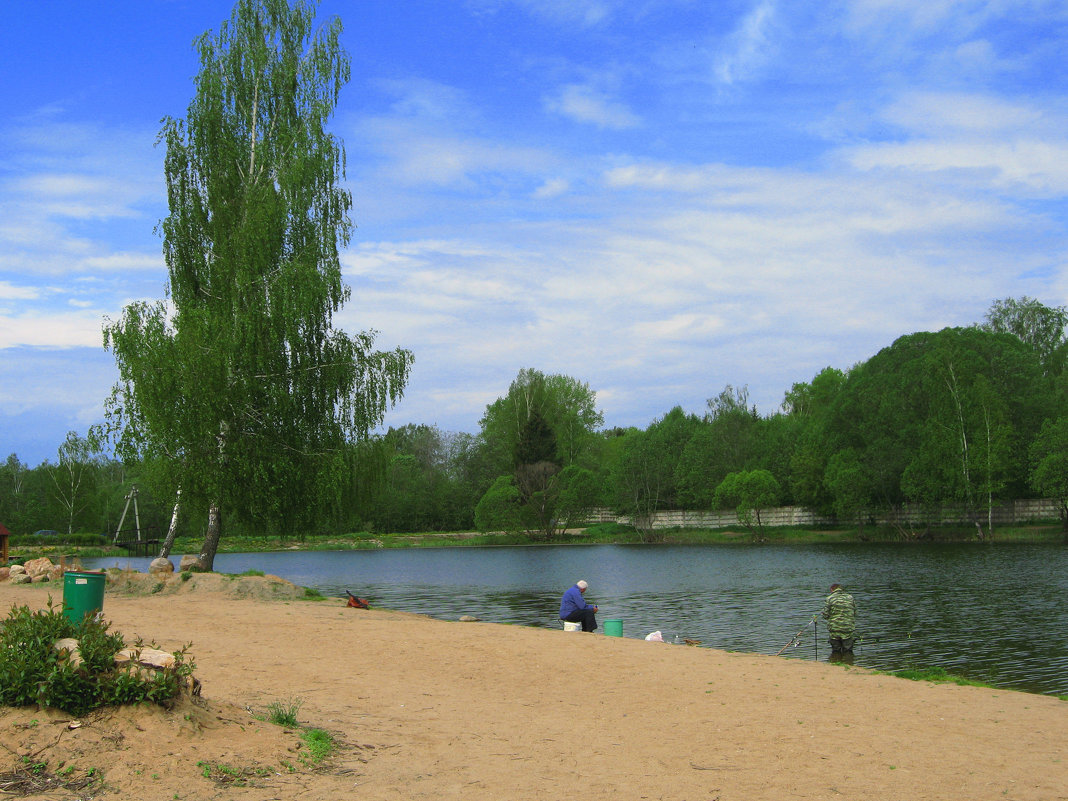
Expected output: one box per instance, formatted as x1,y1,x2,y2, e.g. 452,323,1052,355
559,579,599,632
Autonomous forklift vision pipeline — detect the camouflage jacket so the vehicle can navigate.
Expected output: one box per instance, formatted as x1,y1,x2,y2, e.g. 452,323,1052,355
821,588,856,637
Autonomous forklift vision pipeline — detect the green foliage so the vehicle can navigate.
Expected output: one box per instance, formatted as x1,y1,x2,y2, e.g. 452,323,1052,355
981,296,1068,374
1028,417,1068,531
826,327,1050,530
266,697,303,727
299,728,334,764
554,465,600,529
713,469,781,534
474,476,525,533
48,431,104,537
472,372,605,539
606,428,662,541
15,295,1068,540
823,449,870,526
0,601,194,715
515,408,558,467
353,426,482,534
887,666,989,688
10,532,108,547
479,368,604,478
101,0,412,570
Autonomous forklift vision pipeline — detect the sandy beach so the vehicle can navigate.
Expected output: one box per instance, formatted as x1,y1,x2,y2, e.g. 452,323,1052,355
1,573,1066,801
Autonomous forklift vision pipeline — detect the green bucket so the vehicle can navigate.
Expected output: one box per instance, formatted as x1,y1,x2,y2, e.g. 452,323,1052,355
62,571,106,624
603,619,623,637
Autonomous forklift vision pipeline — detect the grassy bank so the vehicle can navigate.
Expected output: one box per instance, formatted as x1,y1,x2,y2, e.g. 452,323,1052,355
6,520,1065,565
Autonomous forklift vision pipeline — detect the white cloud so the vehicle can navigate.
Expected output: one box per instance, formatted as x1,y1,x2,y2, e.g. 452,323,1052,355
545,84,640,129
713,0,777,85
0,282,38,301
881,92,1047,134
0,310,104,348
82,252,163,272
372,77,473,121
846,139,1068,194
633,312,728,341
533,177,570,198
838,93,1068,194
359,119,554,186
466,0,613,27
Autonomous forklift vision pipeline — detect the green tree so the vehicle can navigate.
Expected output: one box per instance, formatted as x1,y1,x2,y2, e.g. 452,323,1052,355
554,465,600,530
0,455,33,535
513,408,562,537
713,469,781,538
478,369,603,476
477,369,603,539
608,428,666,542
981,296,1068,375
823,449,871,530
676,388,756,508
606,411,697,541
783,367,848,512
48,432,102,536
829,327,1048,533
1029,418,1068,538
102,0,412,570
474,475,525,534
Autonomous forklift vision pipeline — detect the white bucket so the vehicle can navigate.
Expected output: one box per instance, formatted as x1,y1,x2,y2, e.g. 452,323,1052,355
562,620,582,632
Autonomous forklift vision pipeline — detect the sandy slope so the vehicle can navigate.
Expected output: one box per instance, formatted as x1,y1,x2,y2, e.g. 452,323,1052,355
1,576,1065,801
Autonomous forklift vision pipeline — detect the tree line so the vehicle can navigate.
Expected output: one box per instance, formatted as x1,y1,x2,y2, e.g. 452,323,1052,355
6,297,1068,544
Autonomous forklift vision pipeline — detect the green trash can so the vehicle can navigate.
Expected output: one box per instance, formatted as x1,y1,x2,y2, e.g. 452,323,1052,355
62,571,106,624
603,619,623,637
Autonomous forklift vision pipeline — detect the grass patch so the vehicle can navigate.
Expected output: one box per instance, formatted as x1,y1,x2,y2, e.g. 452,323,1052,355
265,697,302,728
884,666,992,688
299,728,334,765
196,760,271,786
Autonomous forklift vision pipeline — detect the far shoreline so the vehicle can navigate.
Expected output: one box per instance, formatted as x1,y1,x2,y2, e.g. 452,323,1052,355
8,520,1066,564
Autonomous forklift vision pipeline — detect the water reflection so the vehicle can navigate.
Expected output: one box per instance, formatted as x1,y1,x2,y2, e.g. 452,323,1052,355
85,542,1068,696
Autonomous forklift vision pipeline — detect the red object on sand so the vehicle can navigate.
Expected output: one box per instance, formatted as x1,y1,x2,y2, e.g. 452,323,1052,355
346,591,370,609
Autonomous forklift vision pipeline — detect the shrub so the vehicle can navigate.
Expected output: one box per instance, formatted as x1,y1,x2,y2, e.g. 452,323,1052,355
0,601,195,715
266,697,303,727
299,728,335,764
474,475,525,533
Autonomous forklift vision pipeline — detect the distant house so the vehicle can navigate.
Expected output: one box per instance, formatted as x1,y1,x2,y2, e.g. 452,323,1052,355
0,522,9,565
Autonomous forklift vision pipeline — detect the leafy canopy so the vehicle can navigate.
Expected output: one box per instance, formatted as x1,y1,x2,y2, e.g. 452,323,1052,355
102,0,412,563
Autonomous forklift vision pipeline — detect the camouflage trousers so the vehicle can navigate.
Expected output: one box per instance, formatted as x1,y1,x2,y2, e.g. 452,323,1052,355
828,635,855,653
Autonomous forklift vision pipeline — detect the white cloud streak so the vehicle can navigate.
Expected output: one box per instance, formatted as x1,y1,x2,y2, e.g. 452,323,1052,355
545,84,640,129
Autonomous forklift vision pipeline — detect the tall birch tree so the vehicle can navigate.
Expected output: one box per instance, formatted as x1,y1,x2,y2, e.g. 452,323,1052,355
103,0,412,569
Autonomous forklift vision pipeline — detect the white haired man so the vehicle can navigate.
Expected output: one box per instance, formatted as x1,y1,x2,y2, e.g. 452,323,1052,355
559,579,599,632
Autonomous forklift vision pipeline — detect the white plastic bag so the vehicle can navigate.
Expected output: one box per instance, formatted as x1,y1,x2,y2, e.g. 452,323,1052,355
645,630,664,642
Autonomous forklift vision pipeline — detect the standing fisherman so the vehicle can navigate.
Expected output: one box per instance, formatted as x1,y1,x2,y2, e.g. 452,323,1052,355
821,583,857,660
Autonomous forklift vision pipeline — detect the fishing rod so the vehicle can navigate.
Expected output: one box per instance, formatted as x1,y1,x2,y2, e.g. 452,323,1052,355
776,613,820,657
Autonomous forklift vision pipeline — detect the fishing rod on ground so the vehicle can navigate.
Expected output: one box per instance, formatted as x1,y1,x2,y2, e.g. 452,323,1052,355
775,613,821,658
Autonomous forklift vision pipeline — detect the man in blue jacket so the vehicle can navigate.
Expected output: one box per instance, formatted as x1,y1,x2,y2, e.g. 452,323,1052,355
559,579,599,632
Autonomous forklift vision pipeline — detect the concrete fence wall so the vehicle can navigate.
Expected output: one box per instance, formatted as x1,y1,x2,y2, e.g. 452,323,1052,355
585,498,1062,531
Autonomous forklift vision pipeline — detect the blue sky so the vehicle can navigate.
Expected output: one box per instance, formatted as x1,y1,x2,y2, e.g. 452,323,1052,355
3,0,1068,466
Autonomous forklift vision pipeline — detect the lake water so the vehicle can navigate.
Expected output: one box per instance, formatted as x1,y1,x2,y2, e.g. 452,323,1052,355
84,542,1068,696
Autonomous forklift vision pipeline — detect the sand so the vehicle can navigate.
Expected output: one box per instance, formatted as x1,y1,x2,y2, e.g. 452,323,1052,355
1,574,1066,801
